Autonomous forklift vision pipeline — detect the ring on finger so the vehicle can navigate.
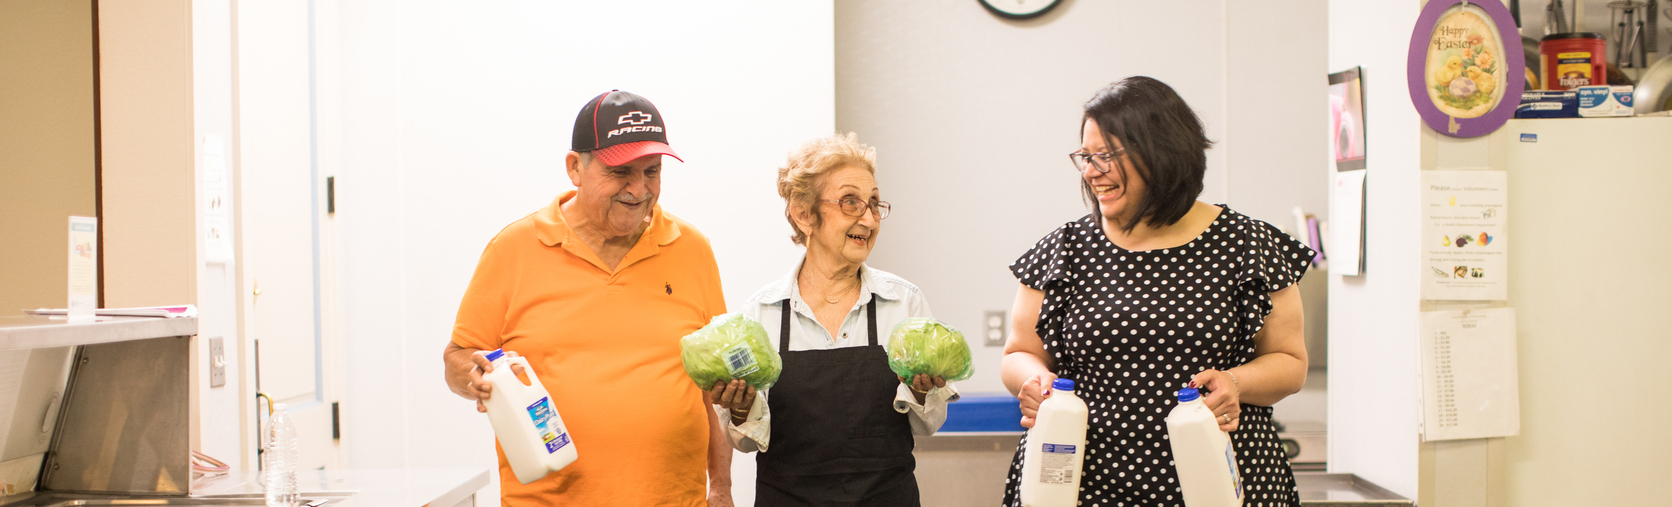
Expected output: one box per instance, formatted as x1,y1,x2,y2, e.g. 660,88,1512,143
1221,414,1231,423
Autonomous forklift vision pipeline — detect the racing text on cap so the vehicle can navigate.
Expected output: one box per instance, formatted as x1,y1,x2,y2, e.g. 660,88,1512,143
609,110,662,138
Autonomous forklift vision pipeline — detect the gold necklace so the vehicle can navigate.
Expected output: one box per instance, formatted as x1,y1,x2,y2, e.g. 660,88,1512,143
817,274,860,305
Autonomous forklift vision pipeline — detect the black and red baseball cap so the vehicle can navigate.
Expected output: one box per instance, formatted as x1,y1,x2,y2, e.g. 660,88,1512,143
571,90,682,166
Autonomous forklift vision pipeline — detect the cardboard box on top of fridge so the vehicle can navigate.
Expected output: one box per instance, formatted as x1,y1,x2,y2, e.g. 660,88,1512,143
1515,90,1579,118
1577,85,1634,117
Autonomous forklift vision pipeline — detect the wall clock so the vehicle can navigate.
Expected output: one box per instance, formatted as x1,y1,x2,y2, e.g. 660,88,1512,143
979,0,1062,20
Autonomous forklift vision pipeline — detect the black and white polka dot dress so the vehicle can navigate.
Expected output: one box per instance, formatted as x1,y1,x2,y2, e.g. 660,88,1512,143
1001,207,1314,507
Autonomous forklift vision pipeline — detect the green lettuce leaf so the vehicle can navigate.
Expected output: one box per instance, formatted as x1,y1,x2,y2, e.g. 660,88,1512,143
680,313,782,390
886,318,974,382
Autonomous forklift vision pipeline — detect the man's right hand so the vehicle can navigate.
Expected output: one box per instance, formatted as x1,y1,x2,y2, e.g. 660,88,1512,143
443,343,523,413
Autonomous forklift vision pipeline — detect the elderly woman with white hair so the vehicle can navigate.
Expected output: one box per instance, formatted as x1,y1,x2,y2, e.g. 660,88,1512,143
706,133,960,506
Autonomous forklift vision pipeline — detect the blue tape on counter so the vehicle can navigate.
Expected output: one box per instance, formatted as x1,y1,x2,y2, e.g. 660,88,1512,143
941,394,1026,432
1520,133,1537,142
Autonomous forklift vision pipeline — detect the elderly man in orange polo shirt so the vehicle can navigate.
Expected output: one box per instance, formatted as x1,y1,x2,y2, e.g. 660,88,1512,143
443,90,733,506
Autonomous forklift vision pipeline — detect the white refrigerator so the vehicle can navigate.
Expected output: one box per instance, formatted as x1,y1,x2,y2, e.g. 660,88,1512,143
1499,116,1672,507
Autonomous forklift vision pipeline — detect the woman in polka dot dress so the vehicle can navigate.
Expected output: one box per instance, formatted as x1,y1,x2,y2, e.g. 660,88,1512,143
1000,76,1314,507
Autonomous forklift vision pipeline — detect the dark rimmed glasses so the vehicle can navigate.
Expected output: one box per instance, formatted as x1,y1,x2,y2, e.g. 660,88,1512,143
821,197,891,220
1068,147,1127,173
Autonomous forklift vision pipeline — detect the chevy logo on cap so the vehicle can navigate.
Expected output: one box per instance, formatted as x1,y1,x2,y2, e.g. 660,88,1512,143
608,110,663,138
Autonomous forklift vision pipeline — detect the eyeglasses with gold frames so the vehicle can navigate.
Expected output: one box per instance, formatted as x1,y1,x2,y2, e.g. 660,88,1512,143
820,197,891,220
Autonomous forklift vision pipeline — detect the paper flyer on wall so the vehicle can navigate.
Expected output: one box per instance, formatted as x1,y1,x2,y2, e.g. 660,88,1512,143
1420,307,1520,441
1421,170,1507,300
1331,169,1367,276
202,134,235,264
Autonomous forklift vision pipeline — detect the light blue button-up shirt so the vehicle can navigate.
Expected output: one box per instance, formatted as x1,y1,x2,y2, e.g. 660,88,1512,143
715,260,961,452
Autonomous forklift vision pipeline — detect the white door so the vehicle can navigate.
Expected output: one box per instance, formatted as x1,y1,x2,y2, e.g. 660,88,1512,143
236,0,338,470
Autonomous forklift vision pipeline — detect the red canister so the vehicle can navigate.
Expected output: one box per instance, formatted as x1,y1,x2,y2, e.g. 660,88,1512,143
1540,33,1606,90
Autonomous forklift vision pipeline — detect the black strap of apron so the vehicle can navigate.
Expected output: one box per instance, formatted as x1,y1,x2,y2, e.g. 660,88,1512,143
779,299,793,353
779,296,881,351
866,298,878,346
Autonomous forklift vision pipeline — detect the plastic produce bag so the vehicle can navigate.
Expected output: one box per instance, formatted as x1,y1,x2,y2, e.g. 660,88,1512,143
680,313,782,390
886,318,974,382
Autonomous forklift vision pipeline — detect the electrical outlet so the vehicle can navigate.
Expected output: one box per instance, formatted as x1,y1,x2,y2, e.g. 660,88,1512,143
983,310,1007,347
209,337,226,387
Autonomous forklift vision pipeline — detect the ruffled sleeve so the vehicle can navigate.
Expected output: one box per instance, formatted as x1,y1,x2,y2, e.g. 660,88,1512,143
1230,213,1316,349
1009,220,1078,290
1009,218,1087,364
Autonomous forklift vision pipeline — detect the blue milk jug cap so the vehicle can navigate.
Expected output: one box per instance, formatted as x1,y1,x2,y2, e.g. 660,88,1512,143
1177,387,1200,402
1051,378,1075,391
485,348,505,362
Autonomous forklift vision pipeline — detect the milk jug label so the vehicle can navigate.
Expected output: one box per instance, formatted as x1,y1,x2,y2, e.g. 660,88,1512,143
527,397,571,454
722,342,760,377
1224,440,1243,499
1037,443,1078,484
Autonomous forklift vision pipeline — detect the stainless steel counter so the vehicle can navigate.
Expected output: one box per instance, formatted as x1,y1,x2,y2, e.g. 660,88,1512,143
0,315,197,351
190,468,489,507
1294,473,1412,506
1,468,487,507
0,315,200,497
913,433,1411,506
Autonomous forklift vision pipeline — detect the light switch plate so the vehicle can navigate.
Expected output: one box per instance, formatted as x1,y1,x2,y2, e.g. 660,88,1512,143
208,337,226,387
983,310,1007,347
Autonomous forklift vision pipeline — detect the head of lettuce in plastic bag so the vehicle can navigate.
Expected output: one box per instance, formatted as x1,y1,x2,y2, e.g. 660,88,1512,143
886,318,974,382
680,313,782,390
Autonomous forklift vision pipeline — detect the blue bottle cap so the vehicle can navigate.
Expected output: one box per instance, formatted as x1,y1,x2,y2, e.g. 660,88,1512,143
1177,387,1200,402
1052,378,1075,391
484,348,505,362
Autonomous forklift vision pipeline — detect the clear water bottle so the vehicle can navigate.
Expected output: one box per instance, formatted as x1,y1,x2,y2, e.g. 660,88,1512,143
264,403,299,507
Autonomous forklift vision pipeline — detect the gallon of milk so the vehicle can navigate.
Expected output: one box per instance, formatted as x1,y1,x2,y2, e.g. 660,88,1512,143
481,348,577,484
1164,386,1243,507
1020,378,1089,507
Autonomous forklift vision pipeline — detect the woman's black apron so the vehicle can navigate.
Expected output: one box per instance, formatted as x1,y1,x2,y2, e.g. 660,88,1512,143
754,298,919,507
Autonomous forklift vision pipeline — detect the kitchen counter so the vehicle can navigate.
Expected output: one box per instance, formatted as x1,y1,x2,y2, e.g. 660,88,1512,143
190,468,488,507
913,432,1410,506
0,315,197,351
1294,473,1412,506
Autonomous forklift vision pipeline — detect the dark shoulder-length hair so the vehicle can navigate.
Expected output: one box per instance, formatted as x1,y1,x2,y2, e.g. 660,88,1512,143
1080,76,1213,232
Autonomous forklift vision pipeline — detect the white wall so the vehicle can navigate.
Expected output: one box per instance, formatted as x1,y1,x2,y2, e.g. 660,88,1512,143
326,1,833,503
191,0,249,471
1327,0,1425,499
1225,1,1332,227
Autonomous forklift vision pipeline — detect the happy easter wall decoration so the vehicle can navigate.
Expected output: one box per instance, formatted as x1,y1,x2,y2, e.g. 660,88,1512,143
1407,0,1525,137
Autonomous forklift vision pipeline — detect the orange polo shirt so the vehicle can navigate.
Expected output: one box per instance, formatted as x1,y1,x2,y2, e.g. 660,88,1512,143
451,190,726,506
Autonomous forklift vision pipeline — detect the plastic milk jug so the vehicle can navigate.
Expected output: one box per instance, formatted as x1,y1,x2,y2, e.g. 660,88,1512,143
1165,387,1244,507
481,348,577,484
1020,378,1089,507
